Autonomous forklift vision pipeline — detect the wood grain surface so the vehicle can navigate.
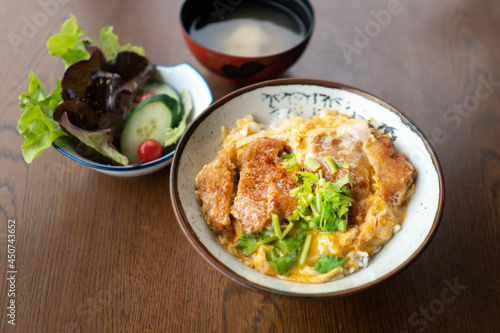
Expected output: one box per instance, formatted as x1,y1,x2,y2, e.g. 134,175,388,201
1,0,499,332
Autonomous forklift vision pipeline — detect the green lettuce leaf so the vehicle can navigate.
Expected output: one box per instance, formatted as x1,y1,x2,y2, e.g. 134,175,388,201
17,106,67,163
313,254,347,274
46,14,92,68
100,26,145,61
17,72,67,163
163,89,193,147
58,112,128,165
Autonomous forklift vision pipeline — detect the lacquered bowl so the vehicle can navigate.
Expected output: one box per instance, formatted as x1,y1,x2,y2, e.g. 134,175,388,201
52,64,213,177
180,0,315,85
170,78,444,297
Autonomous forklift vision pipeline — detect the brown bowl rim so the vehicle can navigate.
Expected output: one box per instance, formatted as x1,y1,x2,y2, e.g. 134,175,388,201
170,78,445,298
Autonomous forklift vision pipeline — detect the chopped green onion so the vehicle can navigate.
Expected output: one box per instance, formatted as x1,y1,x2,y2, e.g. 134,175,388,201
340,194,355,202
338,220,347,232
303,180,312,193
290,186,302,197
336,162,350,170
281,153,299,172
310,202,320,217
337,207,349,218
272,214,282,239
324,156,338,174
281,222,294,239
315,191,322,214
305,157,321,172
298,233,313,266
297,171,318,183
300,192,314,207
289,210,300,221
299,210,312,221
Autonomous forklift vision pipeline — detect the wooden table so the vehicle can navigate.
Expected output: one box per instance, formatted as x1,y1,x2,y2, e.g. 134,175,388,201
1,0,499,332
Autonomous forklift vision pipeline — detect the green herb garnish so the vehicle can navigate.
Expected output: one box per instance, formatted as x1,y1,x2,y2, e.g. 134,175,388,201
313,254,348,273
235,157,354,276
235,231,277,256
305,157,321,172
267,250,297,276
289,158,354,233
324,156,338,174
298,233,313,266
281,153,300,172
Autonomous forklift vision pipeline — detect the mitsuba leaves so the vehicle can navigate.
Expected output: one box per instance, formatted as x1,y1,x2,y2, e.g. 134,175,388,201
313,254,347,274
268,250,297,276
236,233,262,256
276,229,308,253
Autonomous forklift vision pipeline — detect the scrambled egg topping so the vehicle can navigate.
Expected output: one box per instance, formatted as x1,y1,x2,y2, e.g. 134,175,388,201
199,111,415,284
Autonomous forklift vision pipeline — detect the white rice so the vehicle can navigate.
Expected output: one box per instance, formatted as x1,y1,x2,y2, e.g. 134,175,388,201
347,250,370,272
357,251,369,268
393,224,401,234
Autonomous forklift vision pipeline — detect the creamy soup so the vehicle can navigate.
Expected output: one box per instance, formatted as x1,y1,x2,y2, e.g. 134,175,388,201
189,1,306,57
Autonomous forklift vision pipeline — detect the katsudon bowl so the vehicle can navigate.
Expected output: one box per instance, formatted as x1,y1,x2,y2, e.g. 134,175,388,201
170,79,444,297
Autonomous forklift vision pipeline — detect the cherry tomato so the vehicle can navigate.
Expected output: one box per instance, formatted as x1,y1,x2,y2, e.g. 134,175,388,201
138,93,154,103
137,139,162,163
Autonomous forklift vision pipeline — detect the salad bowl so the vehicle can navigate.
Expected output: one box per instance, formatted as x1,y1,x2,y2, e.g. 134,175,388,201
170,78,444,297
52,63,213,177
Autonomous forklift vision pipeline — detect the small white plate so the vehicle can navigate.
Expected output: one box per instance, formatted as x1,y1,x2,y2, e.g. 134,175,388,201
52,63,213,177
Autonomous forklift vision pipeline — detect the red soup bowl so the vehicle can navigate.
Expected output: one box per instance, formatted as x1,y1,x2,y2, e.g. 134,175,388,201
180,0,315,85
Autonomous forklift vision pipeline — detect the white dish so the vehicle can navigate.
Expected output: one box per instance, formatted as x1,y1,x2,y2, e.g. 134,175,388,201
52,63,213,177
170,79,444,297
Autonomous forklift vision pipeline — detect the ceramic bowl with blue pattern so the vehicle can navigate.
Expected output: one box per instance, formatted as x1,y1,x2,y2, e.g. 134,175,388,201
171,78,444,297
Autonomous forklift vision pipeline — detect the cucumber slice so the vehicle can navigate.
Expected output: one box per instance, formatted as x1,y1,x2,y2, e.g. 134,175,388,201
145,83,184,123
121,94,177,163
147,83,180,101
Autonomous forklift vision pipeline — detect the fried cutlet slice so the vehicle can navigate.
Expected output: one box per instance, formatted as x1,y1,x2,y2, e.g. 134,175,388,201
195,144,237,232
364,132,417,205
231,138,297,233
308,135,372,224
